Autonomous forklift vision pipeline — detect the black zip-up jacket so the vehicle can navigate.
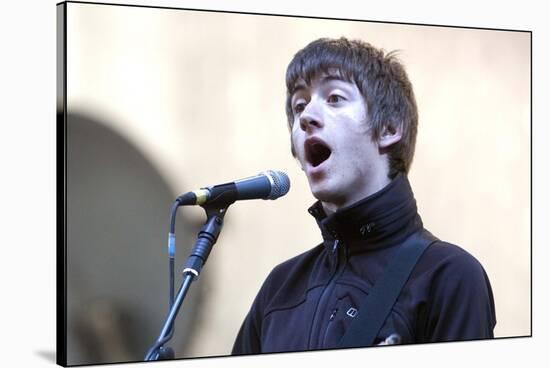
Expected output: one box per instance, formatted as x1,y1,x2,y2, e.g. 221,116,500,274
232,174,496,354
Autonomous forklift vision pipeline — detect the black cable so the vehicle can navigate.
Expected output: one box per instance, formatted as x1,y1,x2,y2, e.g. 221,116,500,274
169,200,180,234
145,273,195,361
167,200,180,338
169,258,174,307
167,257,175,339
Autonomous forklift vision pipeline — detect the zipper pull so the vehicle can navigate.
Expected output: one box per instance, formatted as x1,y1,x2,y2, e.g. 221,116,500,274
332,239,339,253
329,308,338,321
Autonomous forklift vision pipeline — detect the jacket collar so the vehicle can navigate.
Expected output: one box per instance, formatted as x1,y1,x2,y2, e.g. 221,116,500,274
308,174,423,253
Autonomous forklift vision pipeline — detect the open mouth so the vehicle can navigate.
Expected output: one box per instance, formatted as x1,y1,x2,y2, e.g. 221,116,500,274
305,137,332,168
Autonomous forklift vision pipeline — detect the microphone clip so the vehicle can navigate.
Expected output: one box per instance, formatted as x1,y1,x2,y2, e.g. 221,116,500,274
176,184,238,208
182,202,230,278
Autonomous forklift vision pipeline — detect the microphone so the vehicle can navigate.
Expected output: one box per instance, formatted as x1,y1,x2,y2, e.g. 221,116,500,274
176,170,290,207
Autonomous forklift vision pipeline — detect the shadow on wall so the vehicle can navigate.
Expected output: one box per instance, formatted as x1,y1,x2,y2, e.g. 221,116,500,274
64,112,203,365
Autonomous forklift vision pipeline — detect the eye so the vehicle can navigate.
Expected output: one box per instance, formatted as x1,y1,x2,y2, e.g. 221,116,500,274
327,94,345,104
293,101,307,114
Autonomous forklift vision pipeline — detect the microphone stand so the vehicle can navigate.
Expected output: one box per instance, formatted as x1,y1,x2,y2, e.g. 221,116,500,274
144,202,230,361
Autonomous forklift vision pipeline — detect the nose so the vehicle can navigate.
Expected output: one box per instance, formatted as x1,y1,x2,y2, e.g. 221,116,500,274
299,98,323,132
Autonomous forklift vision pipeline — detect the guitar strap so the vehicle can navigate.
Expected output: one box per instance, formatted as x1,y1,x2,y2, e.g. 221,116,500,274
337,229,438,348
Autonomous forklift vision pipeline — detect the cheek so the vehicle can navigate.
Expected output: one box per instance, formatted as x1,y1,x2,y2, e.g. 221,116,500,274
346,102,370,135
290,130,304,159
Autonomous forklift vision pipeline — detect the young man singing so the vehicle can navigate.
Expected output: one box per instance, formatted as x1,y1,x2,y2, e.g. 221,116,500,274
232,37,496,354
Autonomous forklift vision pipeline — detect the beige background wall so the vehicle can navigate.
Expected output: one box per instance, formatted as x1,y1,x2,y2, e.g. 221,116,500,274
66,3,530,360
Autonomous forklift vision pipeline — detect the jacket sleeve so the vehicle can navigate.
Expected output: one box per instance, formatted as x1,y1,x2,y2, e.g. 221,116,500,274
232,272,273,355
232,308,262,355
422,251,497,342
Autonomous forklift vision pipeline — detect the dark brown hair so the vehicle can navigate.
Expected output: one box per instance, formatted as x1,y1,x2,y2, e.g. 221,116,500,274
285,37,418,178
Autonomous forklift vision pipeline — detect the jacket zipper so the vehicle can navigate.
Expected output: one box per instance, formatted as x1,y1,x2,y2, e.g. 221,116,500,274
308,238,346,349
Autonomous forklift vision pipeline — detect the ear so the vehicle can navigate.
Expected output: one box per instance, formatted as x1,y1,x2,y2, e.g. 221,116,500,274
378,123,403,149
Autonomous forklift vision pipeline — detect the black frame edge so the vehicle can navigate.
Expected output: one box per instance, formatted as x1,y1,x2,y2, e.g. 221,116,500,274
56,1,68,366
60,0,530,34
530,31,533,338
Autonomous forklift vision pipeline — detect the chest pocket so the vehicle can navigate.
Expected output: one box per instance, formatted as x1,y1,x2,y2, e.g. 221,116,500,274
321,285,366,349
322,288,414,348
321,292,359,348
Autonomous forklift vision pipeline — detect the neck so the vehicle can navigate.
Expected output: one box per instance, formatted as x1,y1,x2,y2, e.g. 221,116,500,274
308,173,422,253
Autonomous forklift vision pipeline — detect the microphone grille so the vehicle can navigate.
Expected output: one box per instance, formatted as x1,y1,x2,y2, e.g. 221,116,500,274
265,170,291,200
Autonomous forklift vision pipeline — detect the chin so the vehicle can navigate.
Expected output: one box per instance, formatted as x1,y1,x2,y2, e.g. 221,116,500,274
310,184,341,205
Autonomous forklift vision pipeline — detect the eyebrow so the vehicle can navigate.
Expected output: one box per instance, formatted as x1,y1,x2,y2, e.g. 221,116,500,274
290,82,307,97
290,74,348,97
320,74,346,84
